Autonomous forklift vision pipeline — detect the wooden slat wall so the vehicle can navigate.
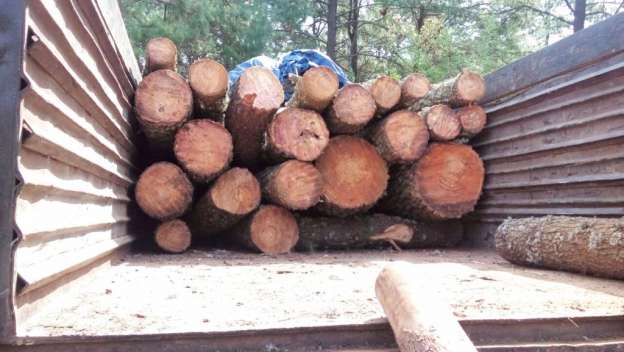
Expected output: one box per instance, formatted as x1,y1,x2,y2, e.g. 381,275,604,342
15,0,139,293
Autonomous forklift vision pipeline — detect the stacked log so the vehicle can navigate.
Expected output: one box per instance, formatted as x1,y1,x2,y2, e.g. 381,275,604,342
421,105,461,141
258,160,323,210
188,58,229,119
144,37,177,73
410,69,485,110
368,110,429,164
325,84,376,134
155,219,192,253
399,73,431,108
286,66,339,112
135,162,193,220
363,75,402,116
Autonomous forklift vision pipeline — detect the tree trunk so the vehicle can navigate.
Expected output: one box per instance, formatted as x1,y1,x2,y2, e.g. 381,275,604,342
296,213,462,251
362,75,402,116
348,0,360,81
134,70,193,151
189,167,261,237
456,105,487,138
496,216,624,280
378,143,484,221
258,160,323,210
225,67,284,169
326,0,338,60
173,119,233,183
144,37,177,74
421,105,461,141
325,84,376,134
399,73,431,109
188,58,229,120
368,110,429,164
375,263,478,352
410,69,485,110
135,162,194,221
286,66,339,112
573,0,587,32
263,107,329,163
314,136,388,217
227,205,299,255
155,219,192,254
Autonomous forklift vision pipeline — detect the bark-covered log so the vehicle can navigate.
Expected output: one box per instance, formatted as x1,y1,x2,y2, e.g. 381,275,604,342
188,58,229,120
144,37,177,74
228,205,299,255
369,110,429,164
325,84,376,134
315,136,388,217
135,162,193,221
263,107,329,163
173,119,233,183
399,73,431,109
190,167,261,237
378,143,484,221
421,105,461,142
225,67,284,168
259,160,323,210
496,216,624,280
456,105,487,137
296,213,462,251
363,75,402,116
134,70,193,151
410,69,485,110
286,66,339,112
155,219,192,253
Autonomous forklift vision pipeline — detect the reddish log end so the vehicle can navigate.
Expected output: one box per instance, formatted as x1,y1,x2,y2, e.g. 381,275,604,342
135,162,193,220
264,107,329,162
400,73,431,108
424,105,461,141
259,160,323,210
144,37,177,73
326,84,376,134
370,110,430,164
155,219,192,253
456,105,487,137
455,69,486,105
188,58,229,117
368,75,401,114
287,66,339,112
248,205,299,255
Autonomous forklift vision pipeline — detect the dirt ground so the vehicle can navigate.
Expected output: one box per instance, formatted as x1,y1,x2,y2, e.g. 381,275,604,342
18,248,624,336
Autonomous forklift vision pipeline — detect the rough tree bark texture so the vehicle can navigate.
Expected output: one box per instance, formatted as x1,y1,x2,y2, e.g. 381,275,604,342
496,216,624,280
155,219,192,254
188,58,229,120
369,110,429,164
144,37,177,74
399,73,431,109
421,105,461,142
296,213,462,251
456,105,487,138
286,66,339,112
135,162,193,221
258,160,323,210
325,84,376,134
378,143,484,221
362,75,402,116
410,69,485,110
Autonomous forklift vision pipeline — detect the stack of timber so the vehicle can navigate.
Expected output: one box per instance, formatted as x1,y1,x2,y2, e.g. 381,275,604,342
132,37,489,255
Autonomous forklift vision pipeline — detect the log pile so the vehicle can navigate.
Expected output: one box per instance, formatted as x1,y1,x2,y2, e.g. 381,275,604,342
133,38,489,255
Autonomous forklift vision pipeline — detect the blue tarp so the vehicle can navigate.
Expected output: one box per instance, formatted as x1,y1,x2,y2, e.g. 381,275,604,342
227,55,279,89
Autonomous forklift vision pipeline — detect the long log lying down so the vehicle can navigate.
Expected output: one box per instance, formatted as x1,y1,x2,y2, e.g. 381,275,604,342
228,205,299,255
190,167,261,237
263,107,329,163
315,136,388,217
225,67,284,168
399,73,431,109
155,219,192,254
325,84,377,134
174,119,233,183
144,37,177,73
369,110,429,164
259,160,323,210
134,70,193,150
296,213,462,251
188,58,229,119
410,69,485,110
286,66,339,112
376,263,478,352
363,75,402,116
422,105,461,141
135,162,193,220
378,143,484,221
496,216,624,280
456,105,487,137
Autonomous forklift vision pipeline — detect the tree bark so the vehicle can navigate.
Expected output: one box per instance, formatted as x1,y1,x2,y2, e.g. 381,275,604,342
144,37,177,74
347,0,360,81
326,0,338,60
325,84,376,134
286,66,339,112
421,105,461,141
296,213,462,251
173,119,233,183
258,160,323,210
188,58,229,120
362,75,402,116
378,143,484,221
399,73,431,109
368,110,429,164
573,0,587,32
410,69,485,110
456,105,487,138
155,219,192,254
135,162,193,221
496,216,624,280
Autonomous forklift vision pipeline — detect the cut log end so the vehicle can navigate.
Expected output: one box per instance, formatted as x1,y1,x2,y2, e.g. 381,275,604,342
260,160,323,210
174,119,233,183
135,69,192,129
135,162,193,220
326,84,376,134
371,110,429,164
425,105,461,141
400,73,431,108
456,69,486,104
248,205,299,255
189,58,228,113
155,219,191,253
288,66,339,112
369,75,401,114
457,105,487,137
144,37,177,73
211,167,261,215
265,107,329,162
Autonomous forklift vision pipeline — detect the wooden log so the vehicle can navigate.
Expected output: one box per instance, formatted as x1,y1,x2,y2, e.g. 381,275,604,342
258,160,323,210
456,105,487,137
135,162,193,221
134,69,193,150
363,75,402,116
263,107,329,163
325,84,376,134
369,110,429,164
296,213,462,251
155,219,192,254
227,205,299,255
495,216,624,280
314,136,388,217
225,67,284,168
399,73,431,109
422,105,461,141
410,69,485,110
285,66,339,112
188,58,229,120
190,167,261,237
174,119,233,183
144,37,177,74
375,262,478,352
378,143,484,221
